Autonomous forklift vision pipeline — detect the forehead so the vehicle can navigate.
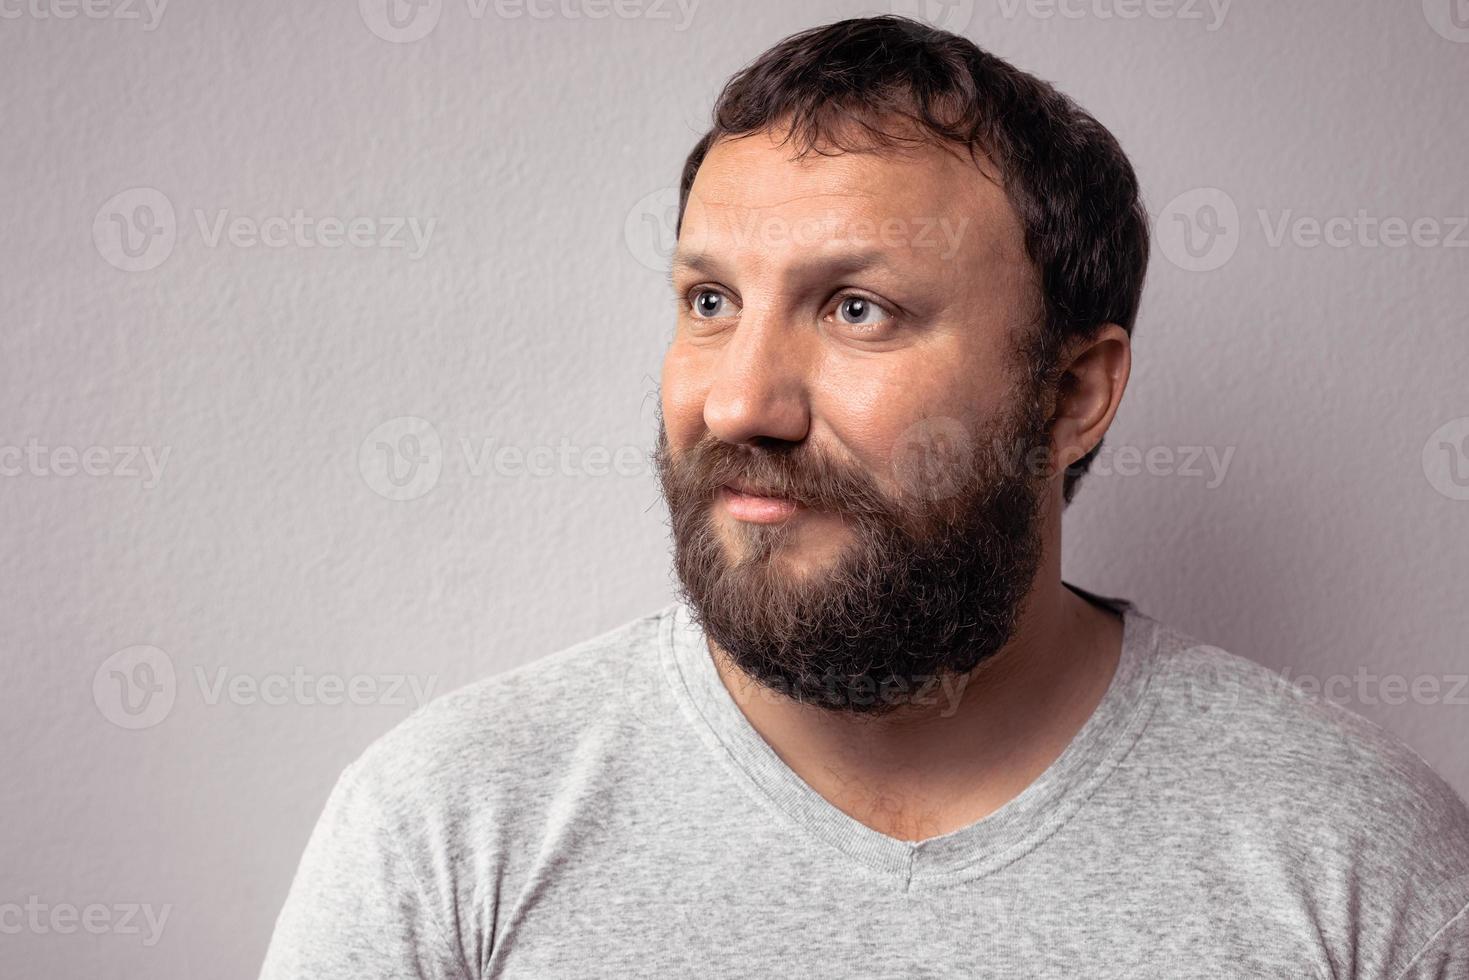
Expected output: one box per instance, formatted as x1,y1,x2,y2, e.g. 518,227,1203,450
680,128,1028,271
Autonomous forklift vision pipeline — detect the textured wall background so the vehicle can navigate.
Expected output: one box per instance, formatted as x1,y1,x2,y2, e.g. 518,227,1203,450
2,1,1466,976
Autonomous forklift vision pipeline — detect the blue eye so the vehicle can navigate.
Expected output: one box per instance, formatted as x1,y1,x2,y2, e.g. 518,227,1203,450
835,295,892,328
690,289,737,319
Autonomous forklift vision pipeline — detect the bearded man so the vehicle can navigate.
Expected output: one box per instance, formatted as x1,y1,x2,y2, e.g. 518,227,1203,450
261,15,1469,979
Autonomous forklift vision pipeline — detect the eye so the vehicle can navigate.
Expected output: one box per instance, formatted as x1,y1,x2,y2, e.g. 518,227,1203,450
830,294,894,332
689,288,740,319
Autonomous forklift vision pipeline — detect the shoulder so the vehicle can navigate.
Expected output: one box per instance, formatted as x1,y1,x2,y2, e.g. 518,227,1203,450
1136,612,1469,964
262,605,678,977
336,602,674,825
1143,615,1468,824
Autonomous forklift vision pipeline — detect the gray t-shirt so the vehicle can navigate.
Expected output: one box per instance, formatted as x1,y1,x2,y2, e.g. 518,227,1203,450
259,594,1469,979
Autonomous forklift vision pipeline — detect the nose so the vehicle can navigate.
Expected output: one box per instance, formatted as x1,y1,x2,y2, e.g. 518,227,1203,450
702,308,811,447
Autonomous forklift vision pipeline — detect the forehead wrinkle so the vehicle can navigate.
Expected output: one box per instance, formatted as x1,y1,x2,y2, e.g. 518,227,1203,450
680,145,1027,285
693,187,881,219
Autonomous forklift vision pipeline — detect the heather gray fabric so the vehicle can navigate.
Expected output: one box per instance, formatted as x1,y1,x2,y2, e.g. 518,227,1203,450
259,590,1469,979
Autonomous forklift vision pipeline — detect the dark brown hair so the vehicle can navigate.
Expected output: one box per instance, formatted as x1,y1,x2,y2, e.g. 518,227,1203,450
675,15,1150,505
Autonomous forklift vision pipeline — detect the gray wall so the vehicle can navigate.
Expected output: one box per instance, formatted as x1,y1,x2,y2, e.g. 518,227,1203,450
2,1,1466,976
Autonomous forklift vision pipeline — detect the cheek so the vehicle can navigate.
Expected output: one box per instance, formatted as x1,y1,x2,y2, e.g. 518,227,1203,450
659,342,709,446
810,352,981,476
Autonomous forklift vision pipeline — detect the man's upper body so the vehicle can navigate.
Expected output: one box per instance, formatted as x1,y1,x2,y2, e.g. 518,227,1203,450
260,15,1469,980
258,589,1469,980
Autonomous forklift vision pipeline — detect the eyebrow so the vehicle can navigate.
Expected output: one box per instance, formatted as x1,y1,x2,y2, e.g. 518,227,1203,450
669,247,904,289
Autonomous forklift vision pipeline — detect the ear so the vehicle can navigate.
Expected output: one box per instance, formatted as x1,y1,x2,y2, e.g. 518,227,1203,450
1048,324,1131,476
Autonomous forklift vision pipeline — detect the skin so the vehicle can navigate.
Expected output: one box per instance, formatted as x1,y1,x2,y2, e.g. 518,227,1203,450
660,122,1133,842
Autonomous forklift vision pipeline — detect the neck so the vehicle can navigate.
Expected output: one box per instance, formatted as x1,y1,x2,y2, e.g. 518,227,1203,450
706,537,1124,842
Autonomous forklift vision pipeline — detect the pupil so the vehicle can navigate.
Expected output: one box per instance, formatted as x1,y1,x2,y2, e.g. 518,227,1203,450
698,292,719,313
844,298,866,321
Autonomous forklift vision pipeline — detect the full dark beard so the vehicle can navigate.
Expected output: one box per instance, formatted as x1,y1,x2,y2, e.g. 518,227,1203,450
653,389,1053,717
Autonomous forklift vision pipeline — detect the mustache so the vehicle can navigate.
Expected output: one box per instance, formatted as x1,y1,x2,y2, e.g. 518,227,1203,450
657,431,896,518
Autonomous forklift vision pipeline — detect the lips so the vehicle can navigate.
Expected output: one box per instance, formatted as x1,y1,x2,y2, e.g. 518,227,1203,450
718,482,803,523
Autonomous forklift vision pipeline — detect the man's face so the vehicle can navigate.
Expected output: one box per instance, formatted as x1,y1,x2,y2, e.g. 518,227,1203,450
654,125,1057,715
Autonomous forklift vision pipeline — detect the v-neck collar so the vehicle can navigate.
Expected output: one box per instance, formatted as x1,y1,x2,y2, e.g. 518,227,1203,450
658,583,1164,891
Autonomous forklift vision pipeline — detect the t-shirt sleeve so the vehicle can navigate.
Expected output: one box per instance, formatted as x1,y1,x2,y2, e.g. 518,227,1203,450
1393,902,1469,980
258,759,473,980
